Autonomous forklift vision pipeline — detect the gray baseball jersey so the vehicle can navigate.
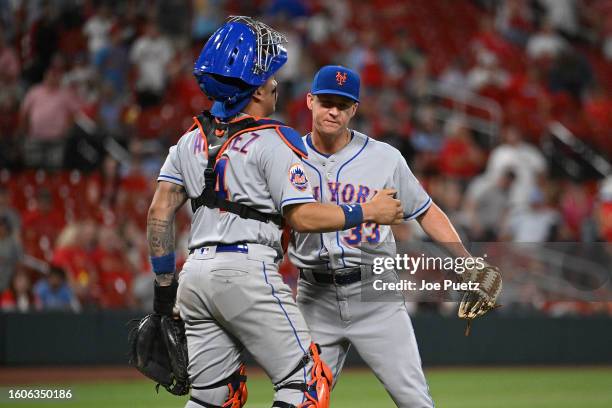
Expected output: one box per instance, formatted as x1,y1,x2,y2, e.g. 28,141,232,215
288,130,431,269
158,123,315,254
159,121,321,407
291,130,435,407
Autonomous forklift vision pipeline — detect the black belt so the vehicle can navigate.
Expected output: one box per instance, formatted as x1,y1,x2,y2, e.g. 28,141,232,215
299,267,362,285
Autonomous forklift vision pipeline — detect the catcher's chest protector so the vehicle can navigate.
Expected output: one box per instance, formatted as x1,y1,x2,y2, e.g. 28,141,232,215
189,111,306,227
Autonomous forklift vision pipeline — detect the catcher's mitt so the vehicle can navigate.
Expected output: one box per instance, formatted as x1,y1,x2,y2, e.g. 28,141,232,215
457,261,502,336
128,314,190,395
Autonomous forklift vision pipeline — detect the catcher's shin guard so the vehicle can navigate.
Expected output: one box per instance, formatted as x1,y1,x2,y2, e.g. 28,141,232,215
190,365,248,408
272,343,333,408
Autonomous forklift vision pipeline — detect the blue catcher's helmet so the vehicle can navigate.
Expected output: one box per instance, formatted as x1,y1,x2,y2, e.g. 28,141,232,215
194,16,288,121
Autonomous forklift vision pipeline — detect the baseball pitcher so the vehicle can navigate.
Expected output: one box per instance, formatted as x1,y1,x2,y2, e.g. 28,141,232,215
289,66,502,407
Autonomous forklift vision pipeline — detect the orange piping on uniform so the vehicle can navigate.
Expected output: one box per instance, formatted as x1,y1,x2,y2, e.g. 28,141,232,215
227,114,264,123
193,116,209,158
274,127,308,159
185,122,197,133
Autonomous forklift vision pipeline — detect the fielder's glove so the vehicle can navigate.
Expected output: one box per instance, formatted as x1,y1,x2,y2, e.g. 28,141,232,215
457,261,502,336
128,313,190,395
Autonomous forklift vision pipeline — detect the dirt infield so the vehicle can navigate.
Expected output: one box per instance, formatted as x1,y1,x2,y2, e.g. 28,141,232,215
0,366,142,385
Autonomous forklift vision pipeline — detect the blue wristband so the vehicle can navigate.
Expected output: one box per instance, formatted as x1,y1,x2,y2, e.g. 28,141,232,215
150,253,175,275
340,204,363,230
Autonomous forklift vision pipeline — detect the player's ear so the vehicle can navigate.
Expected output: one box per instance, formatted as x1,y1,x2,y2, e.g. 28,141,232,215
252,85,265,103
349,102,359,118
306,93,314,111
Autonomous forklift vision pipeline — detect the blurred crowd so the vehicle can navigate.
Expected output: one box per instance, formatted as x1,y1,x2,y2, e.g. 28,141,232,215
0,0,611,314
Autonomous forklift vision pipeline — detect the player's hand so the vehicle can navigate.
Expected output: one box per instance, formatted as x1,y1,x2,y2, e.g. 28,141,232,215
362,189,403,225
153,277,178,317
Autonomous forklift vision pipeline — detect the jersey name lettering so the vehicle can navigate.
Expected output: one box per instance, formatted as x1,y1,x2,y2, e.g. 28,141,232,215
193,133,204,154
229,133,260,154
192,132,260,155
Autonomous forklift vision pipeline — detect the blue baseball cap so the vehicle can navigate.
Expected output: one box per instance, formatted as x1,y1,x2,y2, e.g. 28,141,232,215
311,65,360,103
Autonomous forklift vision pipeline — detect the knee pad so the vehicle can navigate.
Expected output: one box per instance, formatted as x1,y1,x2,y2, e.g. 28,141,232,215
190,365,248,408
272,343,333,408
300,343,333,408
224,364,248,408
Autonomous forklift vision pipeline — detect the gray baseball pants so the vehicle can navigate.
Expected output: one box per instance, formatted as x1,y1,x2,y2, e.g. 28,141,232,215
296,269,434,408
177,244,313,407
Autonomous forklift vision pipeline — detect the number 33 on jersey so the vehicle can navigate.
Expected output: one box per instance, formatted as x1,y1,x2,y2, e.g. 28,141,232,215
290,130,432,269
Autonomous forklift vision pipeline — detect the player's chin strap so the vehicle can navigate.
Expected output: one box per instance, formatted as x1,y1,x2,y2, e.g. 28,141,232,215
190,111,284,227
272,343,333,408
189,364,248,408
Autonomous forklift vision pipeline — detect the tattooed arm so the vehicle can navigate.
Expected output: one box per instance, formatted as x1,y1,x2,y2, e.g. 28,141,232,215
147,181,188,286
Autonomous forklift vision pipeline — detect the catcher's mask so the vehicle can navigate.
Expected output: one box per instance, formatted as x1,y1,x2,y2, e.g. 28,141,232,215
193,16,288,120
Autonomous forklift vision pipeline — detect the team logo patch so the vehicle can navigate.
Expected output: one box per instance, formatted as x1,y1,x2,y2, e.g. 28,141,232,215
289,164,309,191
336,71,347,86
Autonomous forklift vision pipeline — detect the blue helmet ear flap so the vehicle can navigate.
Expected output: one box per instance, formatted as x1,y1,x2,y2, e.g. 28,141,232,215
196,73,258,121
195,73,249,102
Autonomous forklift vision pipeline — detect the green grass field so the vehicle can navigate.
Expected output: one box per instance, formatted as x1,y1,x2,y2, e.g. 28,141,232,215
2,367,612,407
